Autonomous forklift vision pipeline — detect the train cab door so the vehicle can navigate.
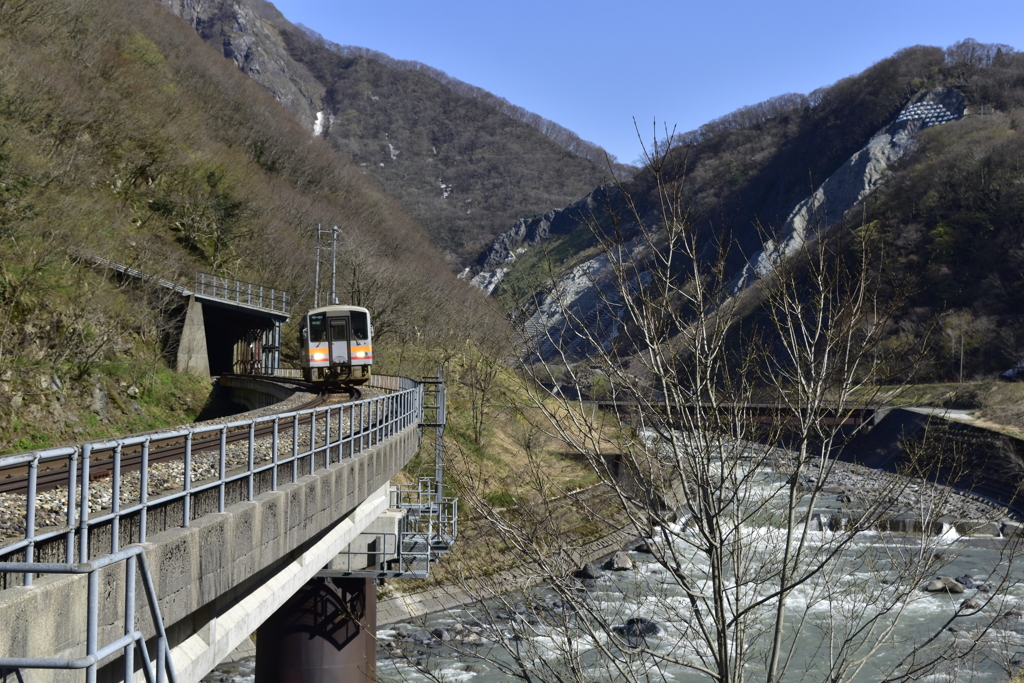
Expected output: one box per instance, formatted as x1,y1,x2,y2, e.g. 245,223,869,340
328,317,350,365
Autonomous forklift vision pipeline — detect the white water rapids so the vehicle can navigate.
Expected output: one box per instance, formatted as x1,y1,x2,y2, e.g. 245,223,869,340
377,475,1024,683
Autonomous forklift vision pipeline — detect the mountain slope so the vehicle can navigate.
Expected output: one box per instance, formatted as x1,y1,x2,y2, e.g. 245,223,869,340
492,40,1024,382
156,0,618,267
0,0,497,452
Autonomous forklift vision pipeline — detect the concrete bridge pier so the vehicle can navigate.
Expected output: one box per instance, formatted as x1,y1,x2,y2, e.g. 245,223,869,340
177,295,211,379
255,577,377,682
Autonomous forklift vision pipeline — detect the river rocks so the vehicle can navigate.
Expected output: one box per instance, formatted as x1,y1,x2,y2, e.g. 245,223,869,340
790,458,1012,535
955,574,977,589
632,540,652,553
992,608,1024,631
430,627,451,642
924,576,965,593
614,617,661,639
604,551,633,571
574,562,602,580
960,598,983,612
948,574,995,592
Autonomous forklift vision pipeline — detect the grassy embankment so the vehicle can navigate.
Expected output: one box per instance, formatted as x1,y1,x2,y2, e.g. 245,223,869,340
378,344,629,595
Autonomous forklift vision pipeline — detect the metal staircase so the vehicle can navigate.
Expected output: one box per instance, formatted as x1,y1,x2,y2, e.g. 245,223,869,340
320,369,457,580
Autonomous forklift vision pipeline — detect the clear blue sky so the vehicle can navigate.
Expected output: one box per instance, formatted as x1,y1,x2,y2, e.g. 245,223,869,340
267,0,1023,165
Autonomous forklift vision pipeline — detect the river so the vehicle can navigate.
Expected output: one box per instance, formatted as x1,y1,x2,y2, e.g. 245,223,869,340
202,469,1024,683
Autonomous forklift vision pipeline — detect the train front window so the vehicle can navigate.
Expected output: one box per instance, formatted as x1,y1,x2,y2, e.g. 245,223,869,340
330,319,348,343
351,311,369,340
308,314,327,344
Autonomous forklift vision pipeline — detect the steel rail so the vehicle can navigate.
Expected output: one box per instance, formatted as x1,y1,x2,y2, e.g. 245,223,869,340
0,377,422,571
0,388,359,496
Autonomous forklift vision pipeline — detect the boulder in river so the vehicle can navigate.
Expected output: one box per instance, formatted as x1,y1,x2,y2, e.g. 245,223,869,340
574,562,602,580
614,617,661,639
923,576,965,593
954,574,976,589
604,551,634,571
960,598,983,612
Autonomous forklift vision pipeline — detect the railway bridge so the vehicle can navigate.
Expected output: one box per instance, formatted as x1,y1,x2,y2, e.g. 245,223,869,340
0,373,453,683
74,253,292,379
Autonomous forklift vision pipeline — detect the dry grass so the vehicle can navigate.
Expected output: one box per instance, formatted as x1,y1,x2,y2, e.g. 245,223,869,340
392,366,630,593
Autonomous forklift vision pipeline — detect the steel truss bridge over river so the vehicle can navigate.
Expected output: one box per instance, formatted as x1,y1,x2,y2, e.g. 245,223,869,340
0,371,454,683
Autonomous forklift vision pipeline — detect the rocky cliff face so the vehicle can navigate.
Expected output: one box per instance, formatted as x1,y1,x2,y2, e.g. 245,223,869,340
516,88,967,361
156,0,323,131
468,185,621,293
731,88,966,291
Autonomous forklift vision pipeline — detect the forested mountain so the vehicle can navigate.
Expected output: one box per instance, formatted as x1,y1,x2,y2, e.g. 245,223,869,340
488,40,1024,383
0,0,496,452
156,0,620,268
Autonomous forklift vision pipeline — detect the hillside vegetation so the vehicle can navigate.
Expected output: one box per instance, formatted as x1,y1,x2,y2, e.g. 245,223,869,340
495,40,1024,385
0,0,498,453
155,0,620,268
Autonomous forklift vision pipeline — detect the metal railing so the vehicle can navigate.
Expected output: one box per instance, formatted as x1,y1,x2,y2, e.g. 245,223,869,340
194,273,290,315
393,477,458,553
0,545,177,683
328,477,458,580
0,380,423,572
72,253,192,297
74,253,291,318
0,376,425,682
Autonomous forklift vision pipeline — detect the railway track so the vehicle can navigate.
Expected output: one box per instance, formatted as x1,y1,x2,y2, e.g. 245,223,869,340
0,384,362,497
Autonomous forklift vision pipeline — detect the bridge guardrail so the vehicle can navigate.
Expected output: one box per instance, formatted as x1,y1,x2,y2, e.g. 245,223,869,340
0,377,423,583
194,272,290,315
0,545,177,683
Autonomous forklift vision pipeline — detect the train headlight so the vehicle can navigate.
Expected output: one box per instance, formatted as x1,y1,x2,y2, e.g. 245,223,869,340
309,350,329,362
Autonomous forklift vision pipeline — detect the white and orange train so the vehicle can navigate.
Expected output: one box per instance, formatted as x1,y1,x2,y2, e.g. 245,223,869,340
299,305,373,386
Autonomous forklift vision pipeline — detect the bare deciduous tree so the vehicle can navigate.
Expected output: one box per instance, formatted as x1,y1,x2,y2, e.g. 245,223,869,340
385,138,1024,683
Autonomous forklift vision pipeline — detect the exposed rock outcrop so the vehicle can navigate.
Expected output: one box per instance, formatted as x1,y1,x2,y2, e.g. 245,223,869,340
157,0,324,131
731,89,966,291
604,551,634,571
512,89,967,360
469,185,620,292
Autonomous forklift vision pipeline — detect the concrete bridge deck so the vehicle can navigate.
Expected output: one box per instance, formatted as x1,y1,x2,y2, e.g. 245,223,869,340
0,375,434,683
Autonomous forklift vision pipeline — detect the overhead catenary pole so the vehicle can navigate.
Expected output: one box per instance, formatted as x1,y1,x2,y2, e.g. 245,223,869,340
314,224,336,308
314,224,322,309
331,225,339,305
